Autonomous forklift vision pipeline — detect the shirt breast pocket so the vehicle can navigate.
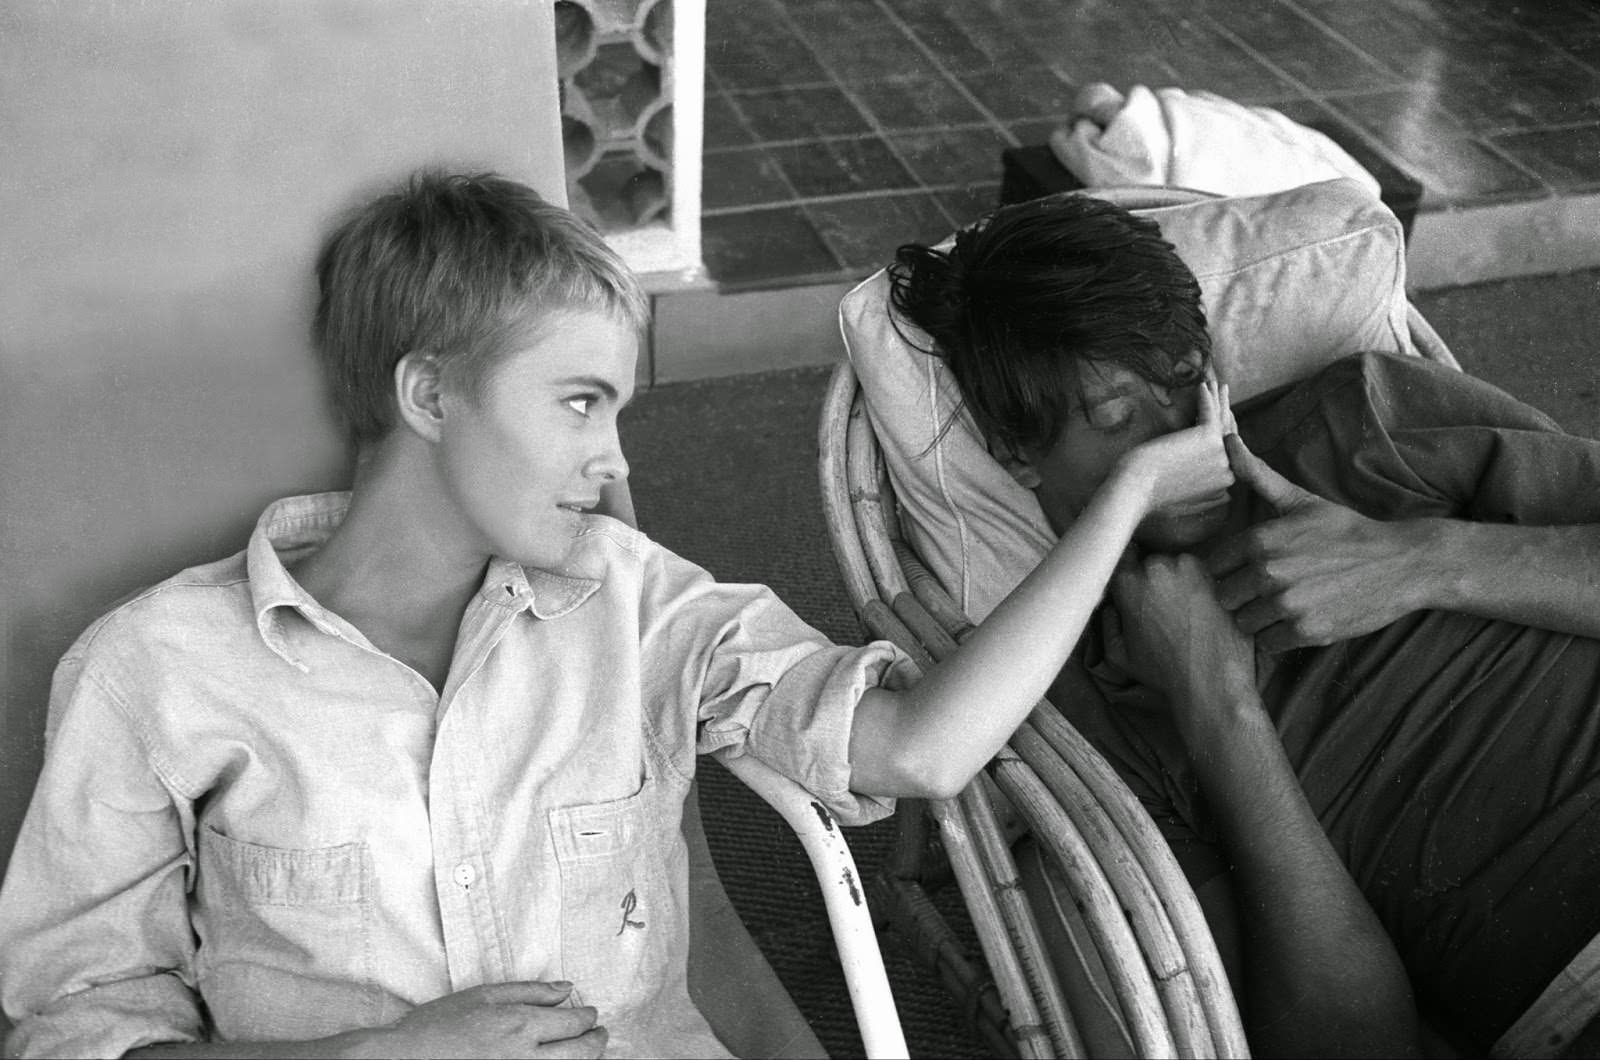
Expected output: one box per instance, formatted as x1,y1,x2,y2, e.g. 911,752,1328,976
195,825,381,1041
550,781,686,1014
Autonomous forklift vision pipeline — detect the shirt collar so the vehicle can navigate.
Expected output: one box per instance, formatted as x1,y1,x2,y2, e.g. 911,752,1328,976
246,493,354,665
480,557,601,620
246,493,603,662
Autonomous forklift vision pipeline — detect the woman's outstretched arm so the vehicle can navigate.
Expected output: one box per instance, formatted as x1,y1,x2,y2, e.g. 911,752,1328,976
847,380,1235,799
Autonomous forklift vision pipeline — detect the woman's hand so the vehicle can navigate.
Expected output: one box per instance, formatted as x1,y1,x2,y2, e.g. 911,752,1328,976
1112,378,1236,516
346,982,607,1059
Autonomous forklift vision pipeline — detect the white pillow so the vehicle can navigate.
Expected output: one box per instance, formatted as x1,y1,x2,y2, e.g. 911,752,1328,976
840,177,1412,621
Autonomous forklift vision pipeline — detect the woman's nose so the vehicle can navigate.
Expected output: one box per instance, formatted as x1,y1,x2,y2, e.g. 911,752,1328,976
587,426,630,483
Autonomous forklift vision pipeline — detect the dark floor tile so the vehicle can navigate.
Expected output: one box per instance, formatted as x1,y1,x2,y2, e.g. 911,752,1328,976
988,0,1090,20
1322,88,1471,143
703,0,788,45
767,137,918,197
887,127,1012,187
1268,97,1338,129
734,85,873,142
838,30,934,84
1156,22,1303,103
1561,38,1600,76
897,9,1013,72
802,26,934,83
1299,89,1545,205
850,75,987,131
1431,57,1600,130
1207,2,1402,93
708,32,829,91
956,66,1076,121
1029,6,1200,56
1389,135,1544,205
1490,124,1600,191
931,12,1043,70
1049,50,1182,92
786,0,897,38
700,207,841,284
1508,0,1600,32
1281,2,1444,82
703,92,754,150
936,183,1003,227
700,148,793,210
803,191,954,271
1003,118,1058,149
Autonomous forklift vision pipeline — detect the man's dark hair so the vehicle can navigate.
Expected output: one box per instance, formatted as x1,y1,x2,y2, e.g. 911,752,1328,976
888,193,1209,457
312,169,649,447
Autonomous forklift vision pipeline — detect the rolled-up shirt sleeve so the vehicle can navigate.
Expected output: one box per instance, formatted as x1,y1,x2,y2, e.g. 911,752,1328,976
1,652,203,1059
638,546,917,826
1240,352,1600,526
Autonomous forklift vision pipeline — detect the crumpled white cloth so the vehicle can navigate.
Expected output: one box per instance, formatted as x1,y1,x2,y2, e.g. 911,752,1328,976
1050,83,1382,198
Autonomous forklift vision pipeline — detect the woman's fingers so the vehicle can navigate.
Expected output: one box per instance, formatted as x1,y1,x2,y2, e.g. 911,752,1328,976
1195,375,1221,430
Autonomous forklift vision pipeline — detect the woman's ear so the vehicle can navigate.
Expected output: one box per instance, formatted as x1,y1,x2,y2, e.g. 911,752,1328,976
394,352,447,442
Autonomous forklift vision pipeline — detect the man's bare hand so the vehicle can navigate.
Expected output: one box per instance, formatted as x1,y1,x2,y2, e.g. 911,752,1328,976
1206,434,1438,651
1109,551,1256,720
348,981,607,1059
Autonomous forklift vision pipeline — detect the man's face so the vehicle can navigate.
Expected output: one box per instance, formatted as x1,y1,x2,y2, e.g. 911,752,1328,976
433,307,638,570
1025,357,1234,552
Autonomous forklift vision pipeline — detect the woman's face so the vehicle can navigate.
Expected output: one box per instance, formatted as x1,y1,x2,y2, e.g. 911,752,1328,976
1025,356,1234,552
431,308,638,570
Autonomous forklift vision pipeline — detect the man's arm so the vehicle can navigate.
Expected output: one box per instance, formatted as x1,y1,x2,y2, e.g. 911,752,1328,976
1113,552,1421,1058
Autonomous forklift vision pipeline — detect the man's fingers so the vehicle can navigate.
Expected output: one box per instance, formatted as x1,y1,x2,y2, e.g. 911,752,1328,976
1233,597,1281,636
1224,434,1312,513
1204,532,1250,580
1255,622,1304,655
1212,568,1259,612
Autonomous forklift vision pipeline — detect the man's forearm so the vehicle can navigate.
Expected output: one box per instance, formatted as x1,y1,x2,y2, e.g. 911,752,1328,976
1177,683,1421,1059
1421,519,1600,639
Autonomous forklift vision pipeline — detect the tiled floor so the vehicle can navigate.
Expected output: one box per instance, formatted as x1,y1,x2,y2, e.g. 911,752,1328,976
699,0,1600,289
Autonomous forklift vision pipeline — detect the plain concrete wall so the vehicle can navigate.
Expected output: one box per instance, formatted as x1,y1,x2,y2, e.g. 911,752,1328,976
0,0,565,888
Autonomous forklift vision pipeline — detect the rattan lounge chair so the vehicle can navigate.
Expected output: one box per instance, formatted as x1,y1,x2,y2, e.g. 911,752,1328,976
820,184,1459,1058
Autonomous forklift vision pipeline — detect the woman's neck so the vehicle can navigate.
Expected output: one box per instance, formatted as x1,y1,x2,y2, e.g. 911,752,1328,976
289,438,490,670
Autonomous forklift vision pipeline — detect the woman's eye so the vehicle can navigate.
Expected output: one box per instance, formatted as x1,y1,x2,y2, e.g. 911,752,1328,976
565,396,594,417
1084,397,1136,433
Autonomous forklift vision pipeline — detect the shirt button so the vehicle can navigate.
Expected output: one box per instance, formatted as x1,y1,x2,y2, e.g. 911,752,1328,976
453,862,476,887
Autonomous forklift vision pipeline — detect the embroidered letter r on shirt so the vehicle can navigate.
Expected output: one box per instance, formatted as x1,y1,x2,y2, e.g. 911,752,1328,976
617,889,645,935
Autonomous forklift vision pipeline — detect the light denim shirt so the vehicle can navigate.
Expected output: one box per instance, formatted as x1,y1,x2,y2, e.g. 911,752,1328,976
0,493,907,1059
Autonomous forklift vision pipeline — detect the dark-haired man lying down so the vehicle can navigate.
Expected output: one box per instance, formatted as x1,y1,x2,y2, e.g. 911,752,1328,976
889,191,1600,1057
